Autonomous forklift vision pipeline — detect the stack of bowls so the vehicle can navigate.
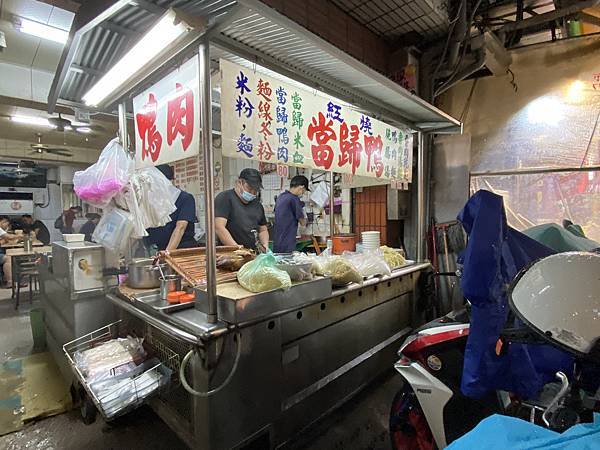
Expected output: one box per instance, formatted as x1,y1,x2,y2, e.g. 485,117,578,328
361,231,381,252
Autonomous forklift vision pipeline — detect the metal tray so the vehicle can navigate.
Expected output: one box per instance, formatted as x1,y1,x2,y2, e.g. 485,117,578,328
132,291,195,315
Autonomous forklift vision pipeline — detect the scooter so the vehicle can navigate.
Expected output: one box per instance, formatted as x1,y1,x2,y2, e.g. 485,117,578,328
390,254,600,450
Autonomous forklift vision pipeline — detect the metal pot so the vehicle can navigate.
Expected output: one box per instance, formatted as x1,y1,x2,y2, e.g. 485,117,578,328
160,274,182,300
127,258,170,289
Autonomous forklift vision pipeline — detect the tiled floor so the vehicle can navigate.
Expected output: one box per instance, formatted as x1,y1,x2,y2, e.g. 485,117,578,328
0,287,400,449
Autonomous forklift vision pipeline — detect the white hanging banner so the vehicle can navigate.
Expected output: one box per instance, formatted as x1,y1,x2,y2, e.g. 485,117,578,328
133,57,200,167
220,59,413,182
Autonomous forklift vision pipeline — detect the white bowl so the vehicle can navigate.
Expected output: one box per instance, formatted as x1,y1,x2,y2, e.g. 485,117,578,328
63,233,85,242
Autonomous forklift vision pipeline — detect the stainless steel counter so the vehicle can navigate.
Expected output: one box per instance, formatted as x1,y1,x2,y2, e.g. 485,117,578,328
108,262,431,449
332,261,430,295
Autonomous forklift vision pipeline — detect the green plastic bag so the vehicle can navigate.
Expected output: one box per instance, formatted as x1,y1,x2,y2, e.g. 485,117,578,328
237,252,292,293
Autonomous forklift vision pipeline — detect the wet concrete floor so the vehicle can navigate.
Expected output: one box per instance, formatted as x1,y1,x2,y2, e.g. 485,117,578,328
0,290,401,450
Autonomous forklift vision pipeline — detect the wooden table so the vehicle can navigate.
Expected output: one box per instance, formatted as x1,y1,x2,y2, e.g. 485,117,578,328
6,246,52,257
6,246,52,299
1,241,45,249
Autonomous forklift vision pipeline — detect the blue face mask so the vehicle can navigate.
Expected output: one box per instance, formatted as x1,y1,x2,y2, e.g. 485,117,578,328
241,189,256,202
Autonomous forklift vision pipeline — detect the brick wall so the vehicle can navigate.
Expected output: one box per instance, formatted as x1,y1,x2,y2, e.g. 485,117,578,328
260,0,390,74
174,156,204,194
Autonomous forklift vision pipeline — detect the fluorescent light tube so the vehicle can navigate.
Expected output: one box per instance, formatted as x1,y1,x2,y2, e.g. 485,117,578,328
11,115,54,127
82,9,196,107
18,18,68,44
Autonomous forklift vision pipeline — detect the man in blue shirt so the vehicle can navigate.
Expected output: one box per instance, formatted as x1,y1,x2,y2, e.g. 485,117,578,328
273,175,309,253
146,164,198,251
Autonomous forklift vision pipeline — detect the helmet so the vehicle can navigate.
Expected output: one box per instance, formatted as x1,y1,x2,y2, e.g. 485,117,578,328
509,252,600,358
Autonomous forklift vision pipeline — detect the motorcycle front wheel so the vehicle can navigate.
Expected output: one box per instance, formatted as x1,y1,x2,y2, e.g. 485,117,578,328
389,386,436,450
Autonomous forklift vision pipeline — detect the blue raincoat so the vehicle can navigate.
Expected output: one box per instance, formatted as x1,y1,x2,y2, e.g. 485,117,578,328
458,190,573,399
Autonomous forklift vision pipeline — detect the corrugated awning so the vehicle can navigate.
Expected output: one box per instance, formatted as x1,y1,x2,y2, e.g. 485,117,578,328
48,0,461,133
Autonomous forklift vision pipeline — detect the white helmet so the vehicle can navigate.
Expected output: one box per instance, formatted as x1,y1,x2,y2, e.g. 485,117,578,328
509,252,600,359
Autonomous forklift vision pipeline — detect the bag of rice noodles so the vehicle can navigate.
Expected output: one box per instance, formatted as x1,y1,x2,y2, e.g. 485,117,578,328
321,256,362,285
380,245,406,269
237,253,292,293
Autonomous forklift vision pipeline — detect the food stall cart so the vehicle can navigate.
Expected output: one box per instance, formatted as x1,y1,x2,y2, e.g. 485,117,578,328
48,1,461,448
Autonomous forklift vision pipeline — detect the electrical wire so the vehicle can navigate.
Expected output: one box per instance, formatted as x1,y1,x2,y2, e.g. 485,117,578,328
434,0,484,97
507,68,518,93
459,78,478,123
431,1,464,88
179,332,242,398
447,0,465,25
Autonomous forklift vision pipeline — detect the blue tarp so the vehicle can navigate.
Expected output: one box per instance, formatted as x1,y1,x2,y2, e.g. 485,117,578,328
457,190,573,399
447,413,600,450
523,223,600,253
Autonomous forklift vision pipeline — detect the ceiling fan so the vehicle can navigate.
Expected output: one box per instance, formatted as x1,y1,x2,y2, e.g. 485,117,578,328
48,113,94,133
29,133,72,157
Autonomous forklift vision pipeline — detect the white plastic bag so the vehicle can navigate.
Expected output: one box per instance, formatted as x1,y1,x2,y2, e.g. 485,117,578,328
345,249,391,278
74,139,133,208
316,253,362,285
90,358,170,418
92,207,134,252
74,336,146,384
310,182,329,208
113,166,177,237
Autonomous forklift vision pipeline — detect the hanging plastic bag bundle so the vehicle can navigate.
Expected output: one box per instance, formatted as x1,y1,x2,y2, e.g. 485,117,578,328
135,166,179,228
113,166,177,238
73,138,133,207
237,253,292,293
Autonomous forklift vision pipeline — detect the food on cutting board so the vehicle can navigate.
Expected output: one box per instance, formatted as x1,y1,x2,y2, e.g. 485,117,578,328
322,257,362,285
237,253,292,293
380,245,406,269
216,248,255,271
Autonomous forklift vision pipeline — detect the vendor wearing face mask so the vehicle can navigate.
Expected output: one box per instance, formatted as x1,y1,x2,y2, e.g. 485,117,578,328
215,168,268,251
273,175,309,253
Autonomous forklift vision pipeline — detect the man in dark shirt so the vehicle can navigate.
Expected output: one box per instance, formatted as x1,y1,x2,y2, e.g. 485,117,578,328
273,175,309,253
80,213,101,242
21,214,51,245
145,164,198,251
214,168,268,251
56,206,82,234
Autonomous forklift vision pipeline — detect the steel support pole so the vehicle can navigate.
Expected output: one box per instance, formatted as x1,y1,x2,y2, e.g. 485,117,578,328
118,102,128,151
329,171,335,239
416,132,425,262
198,39,217,324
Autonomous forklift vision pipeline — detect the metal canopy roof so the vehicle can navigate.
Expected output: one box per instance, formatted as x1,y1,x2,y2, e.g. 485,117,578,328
48,0,461,133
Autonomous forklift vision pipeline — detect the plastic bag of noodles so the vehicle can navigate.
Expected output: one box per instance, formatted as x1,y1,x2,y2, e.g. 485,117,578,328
237,252,292,293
